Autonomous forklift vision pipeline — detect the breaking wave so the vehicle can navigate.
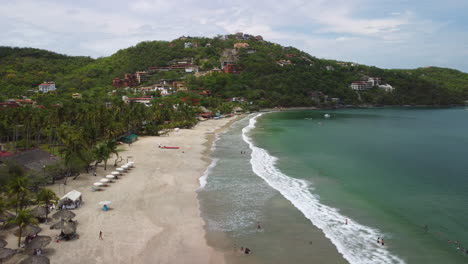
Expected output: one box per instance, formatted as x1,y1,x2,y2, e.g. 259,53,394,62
242,113,405,264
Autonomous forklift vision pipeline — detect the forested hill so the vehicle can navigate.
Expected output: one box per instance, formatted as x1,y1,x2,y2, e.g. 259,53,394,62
1,35,468,106
0,47,94,97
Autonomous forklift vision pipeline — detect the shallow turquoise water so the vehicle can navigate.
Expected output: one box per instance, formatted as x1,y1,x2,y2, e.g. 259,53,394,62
255,108,468,263
199,108,468,264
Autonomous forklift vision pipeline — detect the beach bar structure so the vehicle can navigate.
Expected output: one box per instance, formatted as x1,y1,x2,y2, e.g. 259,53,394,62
119,134,138,144
58,190,82,210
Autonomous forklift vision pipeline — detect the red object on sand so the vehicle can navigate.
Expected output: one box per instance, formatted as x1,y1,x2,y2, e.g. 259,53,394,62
163,146,179,149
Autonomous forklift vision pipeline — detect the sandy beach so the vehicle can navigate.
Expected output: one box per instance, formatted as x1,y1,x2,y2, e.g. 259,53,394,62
3,116,239,264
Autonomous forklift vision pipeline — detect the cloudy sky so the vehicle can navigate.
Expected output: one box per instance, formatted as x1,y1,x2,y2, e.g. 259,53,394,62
1,0,467,72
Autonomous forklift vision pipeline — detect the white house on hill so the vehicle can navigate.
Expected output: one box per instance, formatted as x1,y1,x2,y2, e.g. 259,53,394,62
38,82,56,93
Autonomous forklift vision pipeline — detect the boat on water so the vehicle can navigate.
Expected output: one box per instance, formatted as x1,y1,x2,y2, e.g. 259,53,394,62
324,114,331,118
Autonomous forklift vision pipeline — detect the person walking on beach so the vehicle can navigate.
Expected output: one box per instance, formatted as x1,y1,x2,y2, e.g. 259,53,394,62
381,238,384,246
257,222,262,230
99,231,103,240
345,219,348,225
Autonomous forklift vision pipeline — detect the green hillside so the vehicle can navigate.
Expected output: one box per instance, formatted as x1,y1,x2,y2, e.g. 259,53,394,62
1,35,468,106
0,47,94,97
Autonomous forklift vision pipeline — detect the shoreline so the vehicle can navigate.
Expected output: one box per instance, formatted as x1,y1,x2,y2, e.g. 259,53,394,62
2,116,240,264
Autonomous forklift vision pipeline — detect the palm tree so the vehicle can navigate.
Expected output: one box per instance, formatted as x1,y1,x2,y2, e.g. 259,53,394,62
8,209,38,247
36,188,58,222
92,140,122,170
107,140,123,167
92,141,111,170
7,175,30,214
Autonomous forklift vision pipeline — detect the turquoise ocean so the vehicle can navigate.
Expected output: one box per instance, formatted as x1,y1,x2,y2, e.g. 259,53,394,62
198,108,468,264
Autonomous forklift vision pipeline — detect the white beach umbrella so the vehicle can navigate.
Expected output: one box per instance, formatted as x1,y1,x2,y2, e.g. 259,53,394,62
122,165,129,170
111,171,120,175
116,168,124,172
106,175,115,179
128,161,134,165
98,201,112,206
93,182,103,186
100,178,110,183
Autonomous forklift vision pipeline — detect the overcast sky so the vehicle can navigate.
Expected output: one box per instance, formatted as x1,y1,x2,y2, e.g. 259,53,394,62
1,0,467,72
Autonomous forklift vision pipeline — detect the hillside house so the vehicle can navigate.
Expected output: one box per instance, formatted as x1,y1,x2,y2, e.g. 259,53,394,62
136,71,149,83
0,102,20,108
231,97,245,102
154,84,173,96
199,90,212,97
234,43,250,49
112,74,138,87
173,81,187,92
277,60,292,66
38,82,56,93
350,77,385,91
224,64,241,74
350,81,372,91
72,93,82,99
122,96,152,106
378,84,394,92
309,91,327,104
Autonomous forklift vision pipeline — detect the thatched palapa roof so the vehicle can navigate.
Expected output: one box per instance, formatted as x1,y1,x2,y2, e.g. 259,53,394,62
14,225,41,237
0,238,7,248
30,206,48,218
25,236,51,249
52,210,76,220
0,248,16,261
19,255,50,264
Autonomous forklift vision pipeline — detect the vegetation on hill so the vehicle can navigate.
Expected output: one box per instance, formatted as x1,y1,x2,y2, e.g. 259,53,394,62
1,36,467,106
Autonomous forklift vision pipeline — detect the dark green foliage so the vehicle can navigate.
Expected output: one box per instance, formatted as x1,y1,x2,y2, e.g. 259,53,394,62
1,36,468,108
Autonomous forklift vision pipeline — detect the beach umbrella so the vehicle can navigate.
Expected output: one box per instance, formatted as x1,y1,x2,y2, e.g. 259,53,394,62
100,178,109,183
106,175,115,179
121,165,129,170
49,220,64,230
93,182,103,186
14,225,41,237
25,236,51,249
30,206,48,218
116,168,124,172
52,210,75,220
0,248,16,261
0,238,7,248
111,171,119,175
62,221,77,235
98,201,112,206
19,255,50,264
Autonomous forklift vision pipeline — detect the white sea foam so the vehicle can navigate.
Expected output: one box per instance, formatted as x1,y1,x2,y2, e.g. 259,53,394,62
199,158,219,189
242,113,406,264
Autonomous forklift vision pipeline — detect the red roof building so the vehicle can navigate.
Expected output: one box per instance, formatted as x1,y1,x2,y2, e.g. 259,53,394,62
224,64,241,74
0,151,12,157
